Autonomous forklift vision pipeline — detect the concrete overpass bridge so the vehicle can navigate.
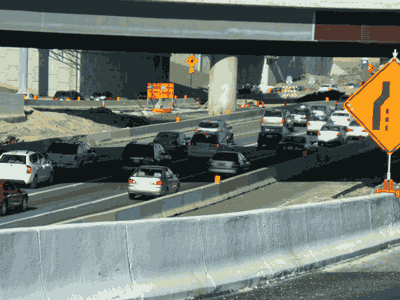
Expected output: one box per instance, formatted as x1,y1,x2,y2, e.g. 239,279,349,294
1,1,399,115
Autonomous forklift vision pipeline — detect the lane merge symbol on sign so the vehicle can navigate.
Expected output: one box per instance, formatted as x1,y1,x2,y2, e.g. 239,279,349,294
373,82,390,131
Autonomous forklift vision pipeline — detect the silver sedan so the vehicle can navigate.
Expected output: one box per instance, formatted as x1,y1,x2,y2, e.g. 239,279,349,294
127,165,180,199
207,151,251,175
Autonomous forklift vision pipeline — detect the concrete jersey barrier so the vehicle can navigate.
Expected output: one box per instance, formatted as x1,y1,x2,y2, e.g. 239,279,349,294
2,193,400,299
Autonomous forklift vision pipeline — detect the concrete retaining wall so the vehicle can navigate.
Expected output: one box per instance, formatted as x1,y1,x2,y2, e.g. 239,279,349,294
2,193,400,299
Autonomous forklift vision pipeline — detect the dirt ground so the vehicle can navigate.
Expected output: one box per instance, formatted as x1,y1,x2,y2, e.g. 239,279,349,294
0,108,121,144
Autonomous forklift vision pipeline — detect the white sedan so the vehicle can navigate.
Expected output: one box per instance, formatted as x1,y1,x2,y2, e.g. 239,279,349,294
329,111,353,127
318,124,348,147
127,165,180,199
346,120,369,141
306,115,329,135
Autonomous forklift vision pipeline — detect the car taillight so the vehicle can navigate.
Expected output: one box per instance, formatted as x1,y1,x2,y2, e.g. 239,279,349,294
65,98,71,101
195,129,197,132
155,181,163,185
27,166,31,174
282,119,285,123
212,144,219,147
362,130,367,132
307,122,310,125
129,179,136,184
188,142,192,145
337,133,340,136
347,129,353,132
150,158,154,161
318,132,321,135
261,118,263,122
220,129,222,132
347,118,350,121
54,98,58,100
305,115,309,119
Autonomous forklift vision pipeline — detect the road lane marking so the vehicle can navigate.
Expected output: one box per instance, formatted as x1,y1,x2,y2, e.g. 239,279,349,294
0,192,129,227
28,176,114,196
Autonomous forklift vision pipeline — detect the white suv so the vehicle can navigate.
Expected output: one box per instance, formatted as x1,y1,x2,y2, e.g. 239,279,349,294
318,84,339,93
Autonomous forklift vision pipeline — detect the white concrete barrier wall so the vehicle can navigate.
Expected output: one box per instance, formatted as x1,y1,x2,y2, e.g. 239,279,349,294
2,193,400,299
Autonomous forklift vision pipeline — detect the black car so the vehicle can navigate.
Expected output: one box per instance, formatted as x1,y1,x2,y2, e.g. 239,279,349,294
277,135,318,154
90,91,117,101
120,142,172,171
153,131,190,158
257,125,290,149
53,90,85,101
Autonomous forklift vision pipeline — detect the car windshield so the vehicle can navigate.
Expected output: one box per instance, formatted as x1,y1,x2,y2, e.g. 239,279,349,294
349,120,360,126
133,168,163,178
123,144,154,158
281,136,307,144
156,132,179,140
310,115,328,121
92,92,102,97
0,154,26,164
198,122,219,129
211,152,239,163
190,134,218,144
321,125,340,131
263,111,282,117
47,143,78,155
293,109,309,115
340,95,349,100
332,113,349,117
262,126,283,133
321,85,330,87
54,91,70,97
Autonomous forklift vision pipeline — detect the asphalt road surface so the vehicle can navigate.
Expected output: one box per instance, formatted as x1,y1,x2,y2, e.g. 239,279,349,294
177,147,394,218
0,101,347,229
202,243,400,300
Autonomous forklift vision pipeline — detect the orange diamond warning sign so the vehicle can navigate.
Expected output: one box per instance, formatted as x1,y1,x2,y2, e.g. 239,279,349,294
186,55,198,67
344,58,400,153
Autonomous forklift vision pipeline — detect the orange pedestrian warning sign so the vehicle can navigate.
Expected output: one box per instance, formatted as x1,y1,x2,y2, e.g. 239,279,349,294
186,55,198,67
344,52,400,154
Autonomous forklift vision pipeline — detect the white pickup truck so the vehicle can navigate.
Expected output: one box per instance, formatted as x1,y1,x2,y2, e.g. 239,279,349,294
0,150,54,188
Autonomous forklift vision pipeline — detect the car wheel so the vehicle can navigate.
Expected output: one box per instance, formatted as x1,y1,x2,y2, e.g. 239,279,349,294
164,187,169,196
20,196,28,212
176,184,180,193
30,175,38,189
48,172,54,185
1,200,7,216
128,193,135,200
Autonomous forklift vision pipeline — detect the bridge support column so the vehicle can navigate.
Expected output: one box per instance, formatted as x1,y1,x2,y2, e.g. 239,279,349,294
38,49,49,96
18,48,28,94
208,55,238,116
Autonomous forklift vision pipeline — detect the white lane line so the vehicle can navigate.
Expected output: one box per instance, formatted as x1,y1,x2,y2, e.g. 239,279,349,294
29,176,113,196
29,183,85,196
0,192,128,226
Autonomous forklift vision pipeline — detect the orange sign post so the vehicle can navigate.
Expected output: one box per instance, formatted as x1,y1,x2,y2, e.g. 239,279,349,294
343,49,400,197
186,55,198,74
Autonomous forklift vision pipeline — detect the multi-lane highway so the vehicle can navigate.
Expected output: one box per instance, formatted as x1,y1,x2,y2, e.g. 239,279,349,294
0,101,352,229
0,111,307,229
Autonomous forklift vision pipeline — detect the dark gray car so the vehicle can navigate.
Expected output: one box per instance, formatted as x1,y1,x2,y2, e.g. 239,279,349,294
153,131,190,158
